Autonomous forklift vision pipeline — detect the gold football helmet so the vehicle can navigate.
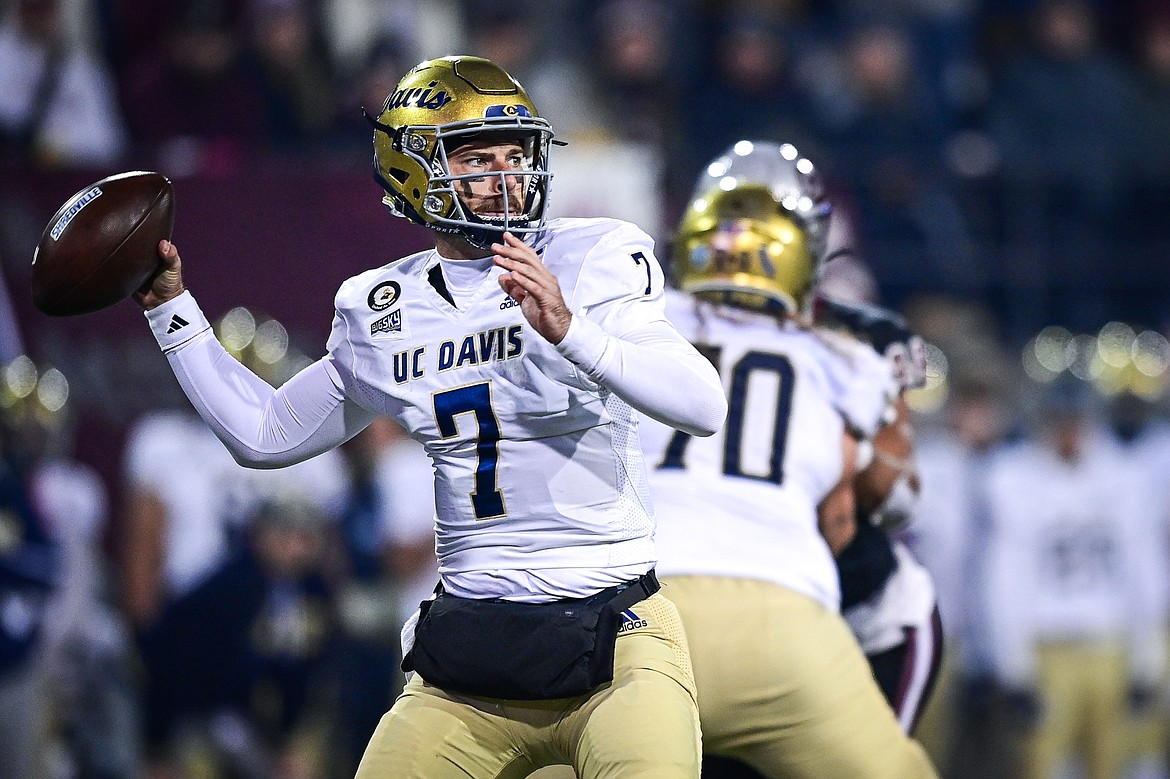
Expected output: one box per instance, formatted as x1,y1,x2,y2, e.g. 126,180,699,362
369,55,556,249
674,140,832,315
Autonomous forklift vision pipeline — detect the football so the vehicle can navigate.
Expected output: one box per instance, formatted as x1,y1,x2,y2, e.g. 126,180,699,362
31,171,175,316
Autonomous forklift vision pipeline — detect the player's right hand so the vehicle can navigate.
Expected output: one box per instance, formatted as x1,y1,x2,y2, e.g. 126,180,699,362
134,239,186,310
492,231,572,344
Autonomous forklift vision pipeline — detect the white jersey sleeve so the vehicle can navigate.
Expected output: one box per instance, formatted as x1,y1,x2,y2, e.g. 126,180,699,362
981,445,1040,686
1112,443,1170,685
145,291,379,468
552,221,726,437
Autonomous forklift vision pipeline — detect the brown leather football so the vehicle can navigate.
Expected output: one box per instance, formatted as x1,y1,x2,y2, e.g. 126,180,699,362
31,171,175,316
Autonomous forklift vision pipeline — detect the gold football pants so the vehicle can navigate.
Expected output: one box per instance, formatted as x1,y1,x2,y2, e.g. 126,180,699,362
1020,641,1127,779
355,592,700,779
663,575,938,779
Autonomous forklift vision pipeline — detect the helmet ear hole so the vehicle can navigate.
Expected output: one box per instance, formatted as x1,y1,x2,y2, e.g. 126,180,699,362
388,168,409,185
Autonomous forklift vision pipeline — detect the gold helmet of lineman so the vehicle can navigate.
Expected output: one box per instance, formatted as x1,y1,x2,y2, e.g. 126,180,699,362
674,140,832,316
369,55,557,249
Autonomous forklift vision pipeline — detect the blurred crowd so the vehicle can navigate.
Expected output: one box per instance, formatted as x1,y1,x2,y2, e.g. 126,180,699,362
2,0,1170,331
3,0,1170,777
0,311,442,778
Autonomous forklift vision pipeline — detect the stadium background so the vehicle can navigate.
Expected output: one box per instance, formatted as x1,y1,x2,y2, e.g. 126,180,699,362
3,0,1169,480
1,0,1169,777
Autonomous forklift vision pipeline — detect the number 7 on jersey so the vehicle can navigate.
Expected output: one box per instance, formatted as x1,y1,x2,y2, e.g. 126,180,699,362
434,382,507,519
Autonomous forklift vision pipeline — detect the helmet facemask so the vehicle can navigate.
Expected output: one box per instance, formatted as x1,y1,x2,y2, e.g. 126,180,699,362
424,124,552,249
370,56,557,250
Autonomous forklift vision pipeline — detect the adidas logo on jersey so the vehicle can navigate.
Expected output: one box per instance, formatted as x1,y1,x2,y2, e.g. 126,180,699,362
166,314,189,334
617,608,647,633
499,296,520,310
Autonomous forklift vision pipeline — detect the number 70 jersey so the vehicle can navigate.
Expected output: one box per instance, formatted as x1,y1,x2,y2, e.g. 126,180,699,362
643,290,895,610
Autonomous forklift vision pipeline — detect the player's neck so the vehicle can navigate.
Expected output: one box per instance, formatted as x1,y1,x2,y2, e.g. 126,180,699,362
432,232,492,261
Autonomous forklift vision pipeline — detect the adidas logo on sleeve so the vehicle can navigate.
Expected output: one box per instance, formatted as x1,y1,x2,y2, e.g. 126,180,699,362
147,294,212,354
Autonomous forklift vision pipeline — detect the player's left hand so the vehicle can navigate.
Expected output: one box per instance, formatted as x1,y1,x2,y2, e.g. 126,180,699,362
493,232,572,344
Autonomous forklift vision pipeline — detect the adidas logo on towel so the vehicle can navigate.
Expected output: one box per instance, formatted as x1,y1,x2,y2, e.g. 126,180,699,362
166,314,189,334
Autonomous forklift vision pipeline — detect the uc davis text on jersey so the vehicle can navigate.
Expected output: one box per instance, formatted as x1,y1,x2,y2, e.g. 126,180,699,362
393,324,525,383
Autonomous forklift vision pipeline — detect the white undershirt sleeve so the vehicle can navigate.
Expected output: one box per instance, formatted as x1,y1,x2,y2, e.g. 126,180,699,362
555,314,726,437
145,291,378,468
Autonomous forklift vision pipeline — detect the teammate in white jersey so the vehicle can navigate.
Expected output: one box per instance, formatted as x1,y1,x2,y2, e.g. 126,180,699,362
131,56,726,779
643,140,937,778
982,374,1167,779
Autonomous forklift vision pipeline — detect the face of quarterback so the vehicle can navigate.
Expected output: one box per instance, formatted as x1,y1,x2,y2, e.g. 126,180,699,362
446,139,529,219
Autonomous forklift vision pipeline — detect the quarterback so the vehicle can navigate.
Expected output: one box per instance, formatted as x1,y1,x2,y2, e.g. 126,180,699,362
643,141,938,778
133,56,726,778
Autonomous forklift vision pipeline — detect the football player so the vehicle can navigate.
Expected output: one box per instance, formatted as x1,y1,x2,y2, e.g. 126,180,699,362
642,140,937,778
981,373,1167,779
132,55,727,778
812,291,943,734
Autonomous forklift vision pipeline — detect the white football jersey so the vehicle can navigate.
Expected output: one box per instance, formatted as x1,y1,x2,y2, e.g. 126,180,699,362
843,540,937,655
372,436,441,619
326,218,673,599
645,291,895,610
982,429,1169,686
